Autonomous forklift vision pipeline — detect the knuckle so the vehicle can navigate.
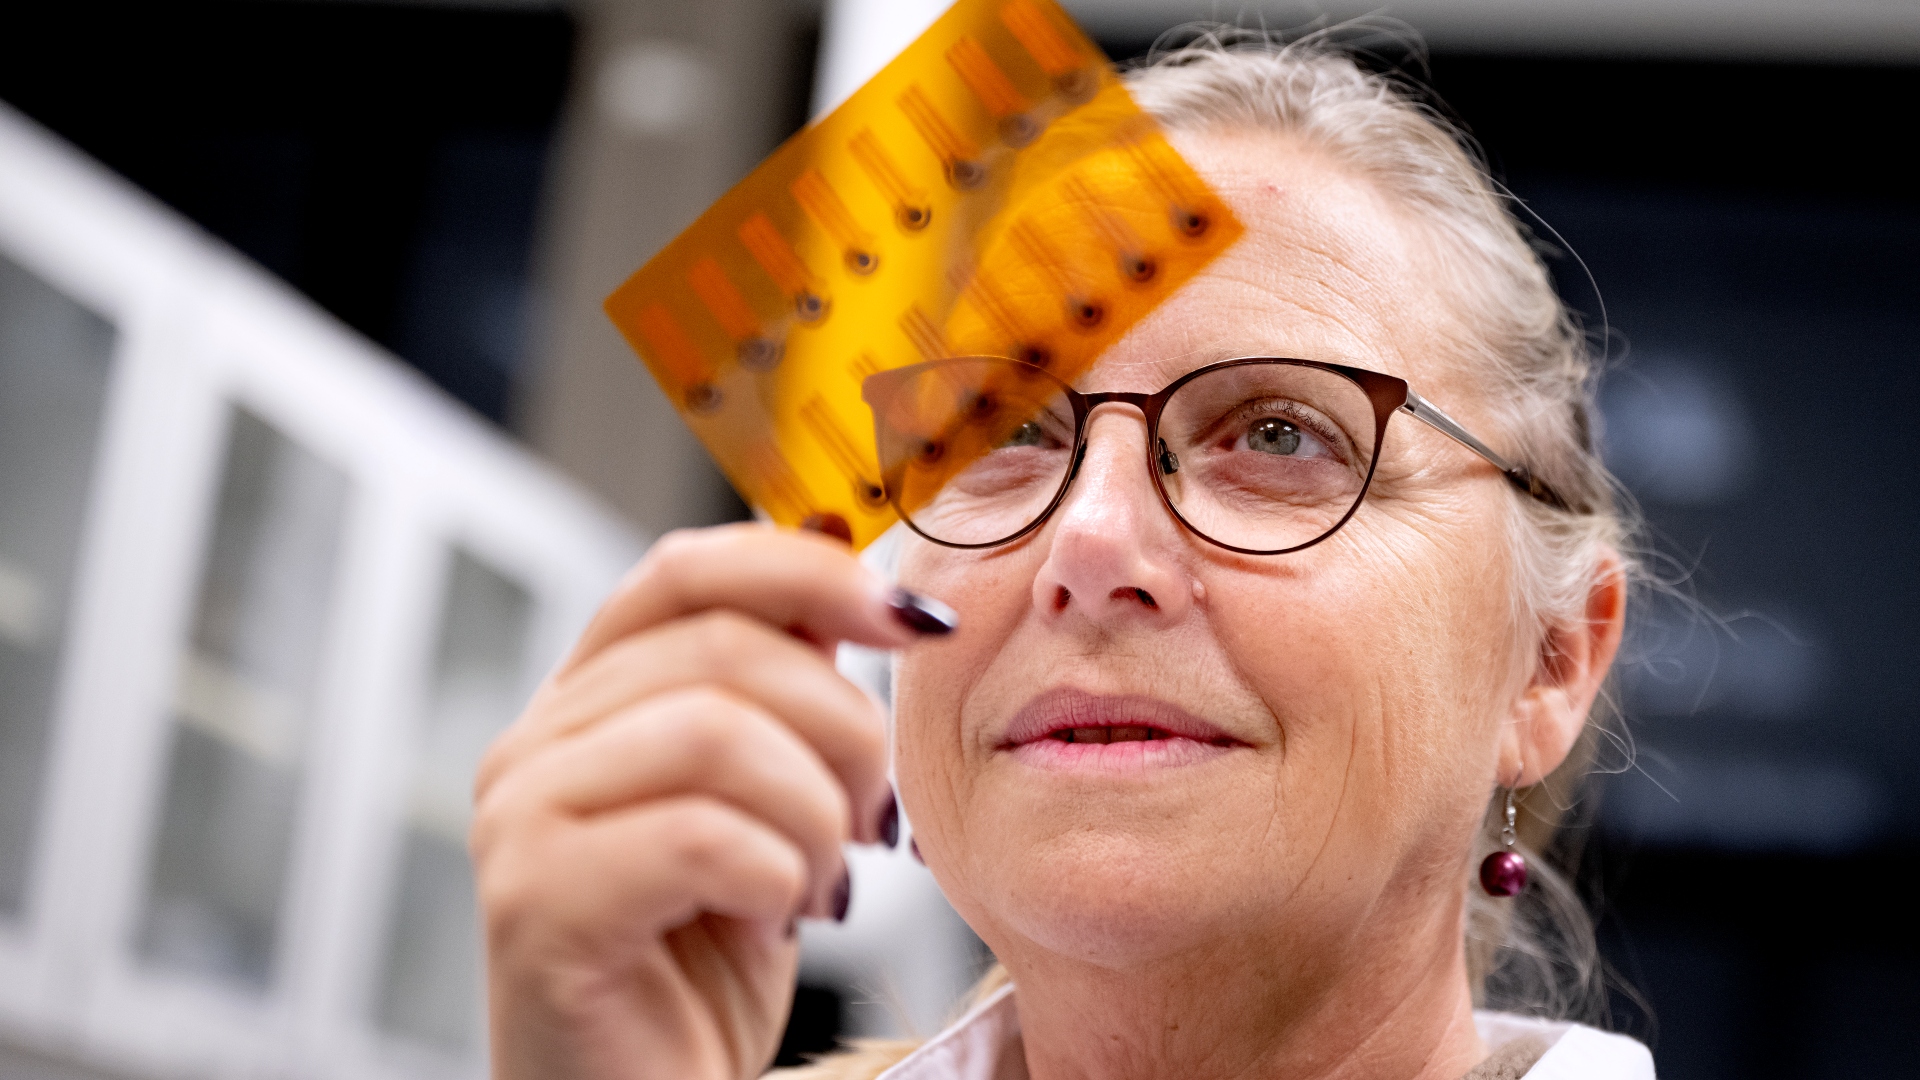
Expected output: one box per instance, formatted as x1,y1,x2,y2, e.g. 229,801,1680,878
659,692,747,758
470,732,520,802
770,845,809,906
473,833,549,939
642,527,716,582
468,781,534,864
838,704,889,779
851,703,889,759
688,608,762,660
662,803,739,871
622,530,700,602
815,779,854,846
648,526,705,563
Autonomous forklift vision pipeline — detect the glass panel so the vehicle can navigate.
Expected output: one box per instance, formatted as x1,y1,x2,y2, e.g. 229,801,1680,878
1159,363,1378,552
139,409,349,990
376,551,532,1051
0,252,117,920
870,357,1077,547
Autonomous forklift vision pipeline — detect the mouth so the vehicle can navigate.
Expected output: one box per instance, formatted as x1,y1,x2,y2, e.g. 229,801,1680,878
998,687,1249,771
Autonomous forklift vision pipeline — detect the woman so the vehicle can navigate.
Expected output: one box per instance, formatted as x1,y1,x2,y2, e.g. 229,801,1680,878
470,35,1649,1080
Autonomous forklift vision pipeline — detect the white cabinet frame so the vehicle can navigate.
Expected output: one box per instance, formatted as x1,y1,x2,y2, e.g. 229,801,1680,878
0,101,642,1080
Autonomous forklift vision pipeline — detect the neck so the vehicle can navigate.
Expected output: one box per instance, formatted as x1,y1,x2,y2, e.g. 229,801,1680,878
998,898,1485,1080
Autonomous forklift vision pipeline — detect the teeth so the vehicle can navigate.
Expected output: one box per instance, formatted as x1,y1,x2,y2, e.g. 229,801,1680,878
1054,726,1161,744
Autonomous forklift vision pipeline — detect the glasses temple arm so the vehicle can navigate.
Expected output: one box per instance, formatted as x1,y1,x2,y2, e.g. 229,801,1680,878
1399,393,1574,512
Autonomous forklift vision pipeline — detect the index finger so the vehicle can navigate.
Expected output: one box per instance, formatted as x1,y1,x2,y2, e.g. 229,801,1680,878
559,523,952,676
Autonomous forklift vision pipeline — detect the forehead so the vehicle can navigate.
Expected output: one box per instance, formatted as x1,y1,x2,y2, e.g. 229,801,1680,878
1081,129,1459,395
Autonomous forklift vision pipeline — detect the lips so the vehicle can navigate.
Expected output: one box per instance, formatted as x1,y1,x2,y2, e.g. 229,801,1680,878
999,687,1246,770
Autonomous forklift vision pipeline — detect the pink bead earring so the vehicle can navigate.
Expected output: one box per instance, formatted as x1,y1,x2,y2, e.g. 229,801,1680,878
1479,788,1529,897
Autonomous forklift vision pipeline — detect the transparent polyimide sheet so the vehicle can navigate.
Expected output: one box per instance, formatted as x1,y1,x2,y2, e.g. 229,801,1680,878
376,550,533,1052
0,252,118,920
140,408,349,990
605,0,1242,549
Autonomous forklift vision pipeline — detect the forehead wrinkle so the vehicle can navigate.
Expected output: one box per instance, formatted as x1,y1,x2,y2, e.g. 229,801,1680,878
1096,159,1447,397
1078,128,1492,421
1200,131,1464,380
1096,246,1406,387
1226,221,1429,373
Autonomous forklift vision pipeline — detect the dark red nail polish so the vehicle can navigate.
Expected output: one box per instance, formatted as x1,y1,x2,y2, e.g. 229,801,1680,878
876,787,899,848
910,838,924,865
888,588,957,635
800,513,854,545
832,869,851,922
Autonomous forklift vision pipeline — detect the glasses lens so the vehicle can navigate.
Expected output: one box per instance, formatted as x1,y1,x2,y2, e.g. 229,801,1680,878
1157,362,1379,552
870,357,1075,547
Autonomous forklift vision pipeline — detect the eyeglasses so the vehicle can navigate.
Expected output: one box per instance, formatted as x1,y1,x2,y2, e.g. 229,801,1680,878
862,355,1572,555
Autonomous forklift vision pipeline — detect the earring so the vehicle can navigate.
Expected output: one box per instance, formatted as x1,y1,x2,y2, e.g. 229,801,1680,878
1478,788,1529,897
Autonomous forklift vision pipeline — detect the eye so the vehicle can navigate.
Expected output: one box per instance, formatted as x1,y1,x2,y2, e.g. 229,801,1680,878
999,420,1047,448
1236,417,1330,459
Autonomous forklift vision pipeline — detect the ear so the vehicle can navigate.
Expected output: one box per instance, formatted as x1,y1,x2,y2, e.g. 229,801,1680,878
1498,547,1627,787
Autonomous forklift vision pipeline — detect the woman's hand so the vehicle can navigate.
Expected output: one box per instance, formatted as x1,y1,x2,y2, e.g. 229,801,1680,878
471,524,943,1080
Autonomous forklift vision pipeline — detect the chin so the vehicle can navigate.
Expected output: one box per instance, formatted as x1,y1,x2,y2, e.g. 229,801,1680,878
977,822,1244,968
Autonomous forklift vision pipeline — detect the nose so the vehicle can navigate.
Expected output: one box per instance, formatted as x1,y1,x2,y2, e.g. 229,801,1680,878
1031,404,1193,627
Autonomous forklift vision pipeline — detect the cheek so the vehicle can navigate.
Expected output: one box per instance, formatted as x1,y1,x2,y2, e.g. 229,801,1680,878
891,541,1036,834
1218,523,1518,845
1208,566,1394,856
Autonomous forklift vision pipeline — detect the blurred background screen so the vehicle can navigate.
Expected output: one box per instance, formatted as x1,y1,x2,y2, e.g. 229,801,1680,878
1,2,1914,1079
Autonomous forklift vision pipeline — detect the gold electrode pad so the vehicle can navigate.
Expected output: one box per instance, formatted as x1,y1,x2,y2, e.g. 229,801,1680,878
604,0,1243,549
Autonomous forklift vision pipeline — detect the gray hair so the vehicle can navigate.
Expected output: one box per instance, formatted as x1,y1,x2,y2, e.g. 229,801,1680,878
1122,26,1634,1021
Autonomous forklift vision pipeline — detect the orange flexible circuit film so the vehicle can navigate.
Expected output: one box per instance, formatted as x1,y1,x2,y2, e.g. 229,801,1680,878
604,0,1242,549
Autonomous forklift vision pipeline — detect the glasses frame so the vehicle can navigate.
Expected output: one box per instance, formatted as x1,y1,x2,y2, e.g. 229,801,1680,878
862,355,1573,556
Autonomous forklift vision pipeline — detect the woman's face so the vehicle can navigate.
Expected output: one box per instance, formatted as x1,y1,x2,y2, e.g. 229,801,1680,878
893,129,1535,973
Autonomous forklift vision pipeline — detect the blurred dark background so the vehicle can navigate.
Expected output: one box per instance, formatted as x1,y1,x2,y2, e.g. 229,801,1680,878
4,3,1916,1077
1,2,576,425
1441,53,1920,1080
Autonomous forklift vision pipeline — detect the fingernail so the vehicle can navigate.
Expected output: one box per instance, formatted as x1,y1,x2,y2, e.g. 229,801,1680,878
876,786,899,848
887,588,957,635
832,869,851,923
800,513,854,546
910,838,924,865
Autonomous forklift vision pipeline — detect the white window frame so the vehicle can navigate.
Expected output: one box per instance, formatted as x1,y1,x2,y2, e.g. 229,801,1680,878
0,101,641,1080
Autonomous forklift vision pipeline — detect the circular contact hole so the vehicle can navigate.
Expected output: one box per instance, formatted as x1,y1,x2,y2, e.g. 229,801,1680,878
897,204,931,231
794,290,830,322
1054,68,1097,102
947,159,986,190
999,114,1040,148
1068,299,1106,330
737,337,781,371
